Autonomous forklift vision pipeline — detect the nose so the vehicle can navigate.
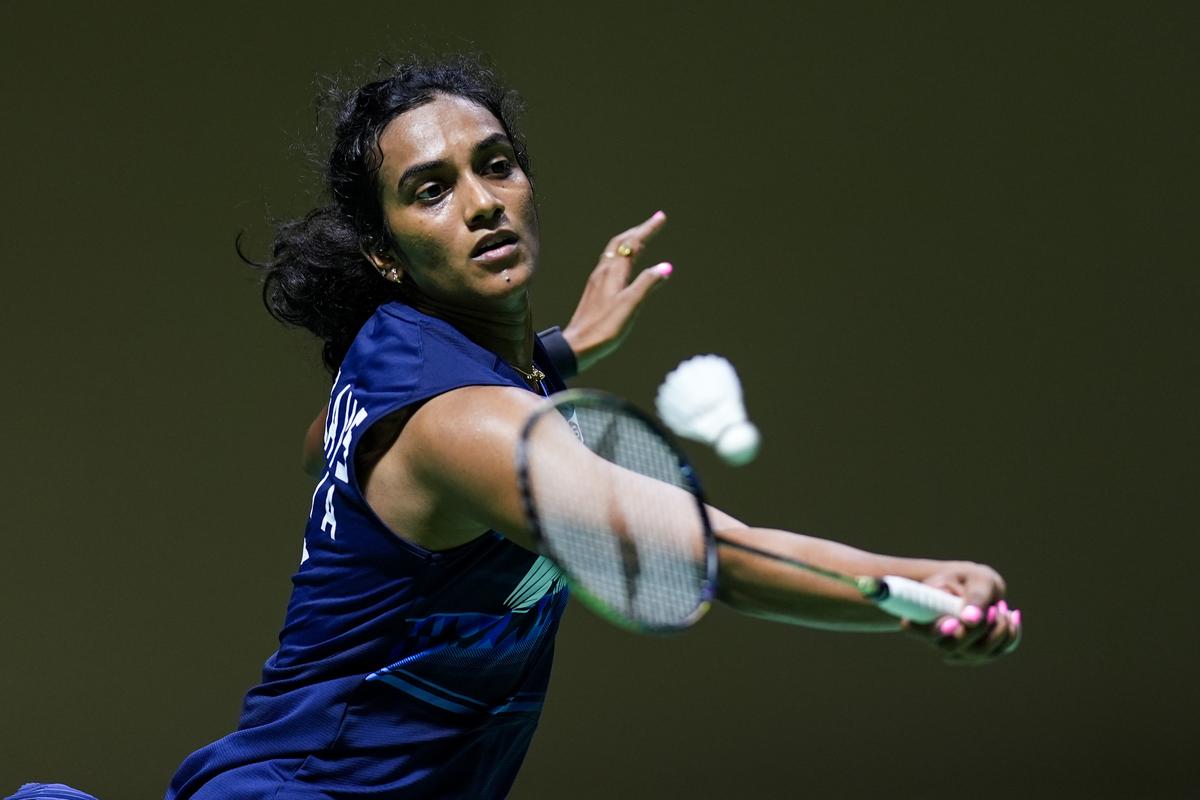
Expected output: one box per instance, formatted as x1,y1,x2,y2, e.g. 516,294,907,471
462,174,505,228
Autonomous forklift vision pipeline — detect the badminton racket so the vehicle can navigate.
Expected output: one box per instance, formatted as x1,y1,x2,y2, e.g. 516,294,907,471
516,389,964,633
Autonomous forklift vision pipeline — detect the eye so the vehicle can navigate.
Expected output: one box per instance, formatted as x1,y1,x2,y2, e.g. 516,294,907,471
415,182,447,202
485,157,515,177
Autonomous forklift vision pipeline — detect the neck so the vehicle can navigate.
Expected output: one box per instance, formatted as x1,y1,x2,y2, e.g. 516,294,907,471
404,286,535,372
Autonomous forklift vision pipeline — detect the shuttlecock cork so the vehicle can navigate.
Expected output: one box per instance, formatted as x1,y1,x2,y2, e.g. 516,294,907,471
655,355,760,466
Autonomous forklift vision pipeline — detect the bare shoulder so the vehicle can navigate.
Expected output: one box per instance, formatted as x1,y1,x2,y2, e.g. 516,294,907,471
366,385,544,551
406,384,545,452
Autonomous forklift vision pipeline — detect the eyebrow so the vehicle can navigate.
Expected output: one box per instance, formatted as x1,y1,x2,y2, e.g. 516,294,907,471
395,132,514,189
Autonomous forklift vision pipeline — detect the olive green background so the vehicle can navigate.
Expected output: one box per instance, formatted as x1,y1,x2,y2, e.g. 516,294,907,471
2,2,1196,797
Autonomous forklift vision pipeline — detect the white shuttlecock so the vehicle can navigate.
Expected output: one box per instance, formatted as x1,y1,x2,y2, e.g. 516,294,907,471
655,355,760,466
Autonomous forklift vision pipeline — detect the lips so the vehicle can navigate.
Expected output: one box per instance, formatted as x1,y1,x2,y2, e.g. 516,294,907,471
470,230,520,259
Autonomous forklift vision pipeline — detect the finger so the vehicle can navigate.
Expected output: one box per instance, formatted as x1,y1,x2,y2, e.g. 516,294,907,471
900,612,960,645
1002,608,1023,654
974,602,1016,657
900,575,983,645
630,209,668,245
600,212,666,292
932,615,967,651
992,607,1021,656
936,606,996,656
621,262,673,308
942,611,1006,665
938,603,1021,665
605,210,668,261
954,603,990,649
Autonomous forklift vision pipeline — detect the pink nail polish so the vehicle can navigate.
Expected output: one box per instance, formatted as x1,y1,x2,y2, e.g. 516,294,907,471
998,600,1009,615
1011,609,1021,628
652,262,673,277
938,618,961,637
986,605,998,625
653,210,666,220
960,605,982,625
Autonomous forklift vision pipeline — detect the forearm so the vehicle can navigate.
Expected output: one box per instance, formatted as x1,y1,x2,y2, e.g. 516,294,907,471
714,525,947,631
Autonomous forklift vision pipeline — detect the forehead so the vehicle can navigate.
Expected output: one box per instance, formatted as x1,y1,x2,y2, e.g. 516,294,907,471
377,94,506,176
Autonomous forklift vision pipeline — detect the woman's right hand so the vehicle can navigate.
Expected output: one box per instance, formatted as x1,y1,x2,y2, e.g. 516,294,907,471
903,561,1023,665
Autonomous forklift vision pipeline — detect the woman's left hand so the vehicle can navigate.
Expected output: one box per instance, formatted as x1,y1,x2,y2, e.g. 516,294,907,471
903,561,1023,665
562,210,672,373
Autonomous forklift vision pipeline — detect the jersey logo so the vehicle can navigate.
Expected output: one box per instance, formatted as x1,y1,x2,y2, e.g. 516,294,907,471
561,403,584,443
326,381,369,484
302,377,369,562
504,556,564,613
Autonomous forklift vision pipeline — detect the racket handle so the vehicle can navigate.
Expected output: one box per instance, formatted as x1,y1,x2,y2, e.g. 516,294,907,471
874,576,964,624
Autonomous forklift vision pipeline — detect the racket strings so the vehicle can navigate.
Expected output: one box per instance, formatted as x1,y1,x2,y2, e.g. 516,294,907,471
526,403,709,630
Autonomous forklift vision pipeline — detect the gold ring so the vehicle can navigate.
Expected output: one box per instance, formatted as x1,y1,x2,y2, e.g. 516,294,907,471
616,243,634,257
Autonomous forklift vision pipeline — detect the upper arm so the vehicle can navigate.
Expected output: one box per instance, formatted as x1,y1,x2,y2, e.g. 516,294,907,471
371,385,735,559
383,385,547,550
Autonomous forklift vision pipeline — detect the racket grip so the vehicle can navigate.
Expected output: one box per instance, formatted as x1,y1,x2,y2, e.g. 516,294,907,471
874,576,964,624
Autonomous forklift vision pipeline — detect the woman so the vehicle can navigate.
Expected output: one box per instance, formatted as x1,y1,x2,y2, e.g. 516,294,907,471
165,56,1020,799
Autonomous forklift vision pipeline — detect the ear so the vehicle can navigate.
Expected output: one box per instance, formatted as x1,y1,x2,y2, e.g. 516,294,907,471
360,238,403,279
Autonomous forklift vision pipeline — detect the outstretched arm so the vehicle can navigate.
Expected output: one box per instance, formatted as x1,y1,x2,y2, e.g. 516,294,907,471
380,386,1020,665
711,518,1019,662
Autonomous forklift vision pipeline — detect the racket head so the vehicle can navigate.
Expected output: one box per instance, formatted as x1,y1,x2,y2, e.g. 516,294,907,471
516,389,718,634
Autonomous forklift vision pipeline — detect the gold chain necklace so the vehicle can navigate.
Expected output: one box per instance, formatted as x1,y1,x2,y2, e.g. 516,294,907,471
511,362,546,383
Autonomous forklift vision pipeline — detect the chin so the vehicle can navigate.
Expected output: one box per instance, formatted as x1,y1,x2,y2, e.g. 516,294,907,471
496,262,534,292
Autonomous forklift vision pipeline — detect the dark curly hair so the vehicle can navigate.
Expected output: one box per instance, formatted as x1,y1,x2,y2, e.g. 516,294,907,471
247,55,531,375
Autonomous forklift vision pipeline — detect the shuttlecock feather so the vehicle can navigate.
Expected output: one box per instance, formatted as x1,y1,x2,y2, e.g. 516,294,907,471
655,355,760,466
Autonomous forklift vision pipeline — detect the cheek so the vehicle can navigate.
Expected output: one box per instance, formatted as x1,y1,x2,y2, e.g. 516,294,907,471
386,214,453,268
525,197,540,234
516,189,540,240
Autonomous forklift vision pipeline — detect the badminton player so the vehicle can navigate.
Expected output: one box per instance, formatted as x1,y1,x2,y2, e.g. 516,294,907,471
157,55,1020,799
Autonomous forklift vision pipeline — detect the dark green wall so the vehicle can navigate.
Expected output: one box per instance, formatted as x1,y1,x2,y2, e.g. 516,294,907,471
2,3,1195,797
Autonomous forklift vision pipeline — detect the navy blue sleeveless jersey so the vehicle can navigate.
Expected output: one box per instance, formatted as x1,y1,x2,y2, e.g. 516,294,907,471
168,302,570,799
